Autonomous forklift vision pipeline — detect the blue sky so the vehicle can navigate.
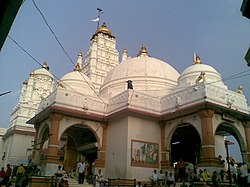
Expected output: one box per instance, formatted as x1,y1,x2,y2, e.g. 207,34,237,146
0,0,249,161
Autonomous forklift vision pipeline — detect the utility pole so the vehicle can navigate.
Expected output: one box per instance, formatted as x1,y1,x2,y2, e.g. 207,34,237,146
225,139,234,187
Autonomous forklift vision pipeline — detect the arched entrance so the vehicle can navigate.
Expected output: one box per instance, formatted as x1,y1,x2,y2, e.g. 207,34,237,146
60,124,98,174
170,123,201,165
216,123,244,163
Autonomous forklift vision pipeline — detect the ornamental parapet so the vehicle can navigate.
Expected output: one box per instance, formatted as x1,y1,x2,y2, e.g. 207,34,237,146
161,84,206,113
106,90,129,114
160,83,249,114
205,84,249,113
106,90,161,115
38,89,107,116
38,90,57,112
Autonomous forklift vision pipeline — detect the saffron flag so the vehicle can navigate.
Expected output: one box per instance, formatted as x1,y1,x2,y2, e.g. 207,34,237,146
91,17,99,22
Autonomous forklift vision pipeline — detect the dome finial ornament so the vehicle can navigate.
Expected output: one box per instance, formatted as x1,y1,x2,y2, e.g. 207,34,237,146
74,52,82,72
236,86,243,94
42,61,50,70
137,45,149,57
195,71,206,84
193,53,202,64
122,48,128,62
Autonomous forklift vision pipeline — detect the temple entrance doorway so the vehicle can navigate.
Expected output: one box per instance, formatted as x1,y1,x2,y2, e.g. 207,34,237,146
170,123,201,165
60,125,98,175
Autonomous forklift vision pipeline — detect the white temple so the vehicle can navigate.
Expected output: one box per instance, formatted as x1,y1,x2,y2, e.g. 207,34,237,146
1,22,250,181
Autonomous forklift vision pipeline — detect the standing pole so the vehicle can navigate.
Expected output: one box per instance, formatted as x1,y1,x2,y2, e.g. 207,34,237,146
225,140,232,187
97,8,103,29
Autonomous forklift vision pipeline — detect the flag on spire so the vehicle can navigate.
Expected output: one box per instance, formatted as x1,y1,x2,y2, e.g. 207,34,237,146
91,17,100,22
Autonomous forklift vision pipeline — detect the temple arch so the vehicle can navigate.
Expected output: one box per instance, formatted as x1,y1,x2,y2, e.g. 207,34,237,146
169,122,201,165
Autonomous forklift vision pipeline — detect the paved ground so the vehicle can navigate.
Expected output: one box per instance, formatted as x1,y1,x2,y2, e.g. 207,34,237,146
67,178,94,187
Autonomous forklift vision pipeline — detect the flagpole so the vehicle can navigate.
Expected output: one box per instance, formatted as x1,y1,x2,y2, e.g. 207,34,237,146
97,8,102,29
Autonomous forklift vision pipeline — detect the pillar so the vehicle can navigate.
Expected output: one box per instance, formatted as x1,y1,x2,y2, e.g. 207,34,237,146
44,113,63,176
32,132,40,165
160,121,171,169
198,109,220,167
95,122,107,168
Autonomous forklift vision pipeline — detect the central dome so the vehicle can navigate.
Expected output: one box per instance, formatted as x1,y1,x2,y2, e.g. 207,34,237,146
100,51,180,98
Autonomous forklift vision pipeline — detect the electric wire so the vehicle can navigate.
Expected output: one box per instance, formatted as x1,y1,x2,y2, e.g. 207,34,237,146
31,0,75,66
8,34,250,108
30,0,250,105
8,35,107,108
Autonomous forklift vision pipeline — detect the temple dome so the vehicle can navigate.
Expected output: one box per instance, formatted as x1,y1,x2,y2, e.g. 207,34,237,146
59,71,95,95
32,62,53,78
100,49,180,98
91,22,115,40
177,63,226,88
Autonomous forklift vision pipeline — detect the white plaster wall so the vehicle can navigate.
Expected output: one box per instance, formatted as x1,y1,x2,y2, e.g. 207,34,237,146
0,129,7,167
6,133,34,166
126,116,161,181
105,116,128,178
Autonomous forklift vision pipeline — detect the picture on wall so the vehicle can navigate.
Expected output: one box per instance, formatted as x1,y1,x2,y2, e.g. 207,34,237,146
131,139,159,168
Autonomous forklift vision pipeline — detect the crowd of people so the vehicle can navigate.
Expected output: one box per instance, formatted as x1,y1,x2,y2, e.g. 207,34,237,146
53,160,107,187
0,163,32,187
149,157,250,187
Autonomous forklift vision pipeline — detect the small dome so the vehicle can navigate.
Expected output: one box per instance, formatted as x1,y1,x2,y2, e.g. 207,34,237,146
177,63,226,88
33,62,53,78
100,53,180,98
59,71,95,95
91,22,115,40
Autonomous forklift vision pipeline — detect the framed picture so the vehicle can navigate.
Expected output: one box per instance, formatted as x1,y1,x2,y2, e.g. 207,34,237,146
131,139,159,168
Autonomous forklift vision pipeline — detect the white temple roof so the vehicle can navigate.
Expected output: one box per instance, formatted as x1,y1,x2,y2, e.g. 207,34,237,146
177,63,227,89
100,47,180,98
59,71,95,96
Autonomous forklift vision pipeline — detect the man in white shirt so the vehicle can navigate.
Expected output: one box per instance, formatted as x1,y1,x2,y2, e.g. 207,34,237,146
150,169,158,186
96,169,104,187
77,161,86,184
167,172,176,187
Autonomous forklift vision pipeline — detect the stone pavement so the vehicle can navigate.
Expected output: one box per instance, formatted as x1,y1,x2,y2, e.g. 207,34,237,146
67,178,94,187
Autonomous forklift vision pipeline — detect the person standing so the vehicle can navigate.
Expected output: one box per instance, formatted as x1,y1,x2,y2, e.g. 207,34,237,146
77,160,86,184
0,167,5,180
212,171,221,187
176,158,186,182
16,164,25,187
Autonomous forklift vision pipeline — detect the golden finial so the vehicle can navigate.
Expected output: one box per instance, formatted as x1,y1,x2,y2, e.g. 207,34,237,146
30,71,35,77
193,53,202,64
137,45,149,57
195,72,206,84
236,86,243,94
74,64,81,71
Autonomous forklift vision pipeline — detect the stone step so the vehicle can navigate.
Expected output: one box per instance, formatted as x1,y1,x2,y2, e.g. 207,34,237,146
66,178,93,187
